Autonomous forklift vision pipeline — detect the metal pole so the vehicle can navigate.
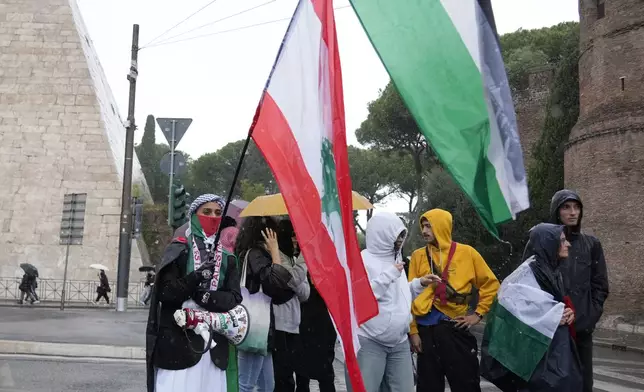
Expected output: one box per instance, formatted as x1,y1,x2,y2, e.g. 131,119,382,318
167,120,176,226
116,24,139,312
60,194,76,311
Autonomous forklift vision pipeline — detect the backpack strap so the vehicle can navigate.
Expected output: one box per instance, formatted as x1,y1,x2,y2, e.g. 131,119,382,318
432,242,457,306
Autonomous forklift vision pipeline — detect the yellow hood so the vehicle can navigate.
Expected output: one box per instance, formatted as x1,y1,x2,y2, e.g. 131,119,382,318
408,208,500,334
420,209,453,251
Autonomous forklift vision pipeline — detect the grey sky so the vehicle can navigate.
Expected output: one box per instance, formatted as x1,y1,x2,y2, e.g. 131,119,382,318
77,0,578,211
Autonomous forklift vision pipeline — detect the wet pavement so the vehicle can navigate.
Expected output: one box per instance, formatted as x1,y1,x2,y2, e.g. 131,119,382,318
0,307,643,391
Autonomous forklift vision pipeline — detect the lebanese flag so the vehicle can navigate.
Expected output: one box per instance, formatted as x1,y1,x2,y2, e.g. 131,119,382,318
250,0,377,390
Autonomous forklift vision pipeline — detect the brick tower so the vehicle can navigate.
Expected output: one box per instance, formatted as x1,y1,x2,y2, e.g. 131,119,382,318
0,0,151,284
566,0,644,321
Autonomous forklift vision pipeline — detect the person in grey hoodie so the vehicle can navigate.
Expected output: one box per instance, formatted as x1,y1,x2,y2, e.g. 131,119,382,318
346,212,438,392
273,219,311,392
550,189,609,392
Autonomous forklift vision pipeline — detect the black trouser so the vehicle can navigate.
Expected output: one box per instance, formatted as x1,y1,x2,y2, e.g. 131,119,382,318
295,373,335,392
576,330,594,392
19,289,37,303
274,330,308,392
296,357,336,392
417,321,481,392
95,292,110,303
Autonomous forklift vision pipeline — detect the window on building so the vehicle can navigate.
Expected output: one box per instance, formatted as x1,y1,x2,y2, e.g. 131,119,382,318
597,0,605,19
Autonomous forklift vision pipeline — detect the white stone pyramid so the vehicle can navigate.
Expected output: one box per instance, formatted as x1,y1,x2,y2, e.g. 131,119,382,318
0,0,151,284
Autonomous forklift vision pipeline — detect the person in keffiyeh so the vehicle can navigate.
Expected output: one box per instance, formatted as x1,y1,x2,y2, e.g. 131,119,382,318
145,194,242,392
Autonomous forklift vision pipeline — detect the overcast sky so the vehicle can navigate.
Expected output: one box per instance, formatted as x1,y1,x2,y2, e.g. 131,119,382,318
77,0,579,211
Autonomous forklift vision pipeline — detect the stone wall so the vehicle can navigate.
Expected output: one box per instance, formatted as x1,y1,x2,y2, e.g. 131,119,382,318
566,0,644,322
0,0,150,283
513,67,554,166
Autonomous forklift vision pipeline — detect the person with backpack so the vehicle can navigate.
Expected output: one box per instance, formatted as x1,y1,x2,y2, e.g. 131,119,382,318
407,209,500,392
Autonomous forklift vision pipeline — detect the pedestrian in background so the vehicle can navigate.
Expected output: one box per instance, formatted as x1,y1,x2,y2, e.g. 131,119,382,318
18,273,39,305
140,272,155,306
95,269,111,304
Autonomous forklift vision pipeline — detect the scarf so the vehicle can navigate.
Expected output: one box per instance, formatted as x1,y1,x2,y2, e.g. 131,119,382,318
185,213,230,291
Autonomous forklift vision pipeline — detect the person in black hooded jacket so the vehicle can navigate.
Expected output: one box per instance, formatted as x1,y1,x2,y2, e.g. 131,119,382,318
481,223,582,392
550,189,609,392
145,194,242,392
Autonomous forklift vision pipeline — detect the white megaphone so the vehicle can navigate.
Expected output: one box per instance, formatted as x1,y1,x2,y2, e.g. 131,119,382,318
174,305,250,349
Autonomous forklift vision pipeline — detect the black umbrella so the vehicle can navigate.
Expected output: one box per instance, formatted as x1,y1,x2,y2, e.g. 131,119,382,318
139,266,155,272
20,263,38,277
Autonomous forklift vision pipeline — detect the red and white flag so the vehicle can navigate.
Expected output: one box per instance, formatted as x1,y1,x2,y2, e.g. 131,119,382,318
250,0,378,390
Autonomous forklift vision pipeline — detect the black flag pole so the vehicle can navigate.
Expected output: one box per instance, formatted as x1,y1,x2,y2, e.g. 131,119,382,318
211,106,262,251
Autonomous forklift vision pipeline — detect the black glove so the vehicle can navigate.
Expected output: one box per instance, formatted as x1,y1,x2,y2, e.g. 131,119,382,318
195,261,216,283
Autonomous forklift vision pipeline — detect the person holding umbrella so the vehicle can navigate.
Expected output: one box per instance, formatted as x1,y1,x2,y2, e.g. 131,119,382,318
95,269,111,305
18,263,39,305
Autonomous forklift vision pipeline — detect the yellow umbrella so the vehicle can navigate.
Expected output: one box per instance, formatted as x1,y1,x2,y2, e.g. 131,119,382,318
240,191,374,217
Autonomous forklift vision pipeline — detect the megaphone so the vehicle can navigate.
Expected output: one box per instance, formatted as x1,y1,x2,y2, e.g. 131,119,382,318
174,305,249,349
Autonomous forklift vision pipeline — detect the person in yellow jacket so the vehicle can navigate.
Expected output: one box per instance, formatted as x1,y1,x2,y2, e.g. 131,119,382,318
408,209,500,392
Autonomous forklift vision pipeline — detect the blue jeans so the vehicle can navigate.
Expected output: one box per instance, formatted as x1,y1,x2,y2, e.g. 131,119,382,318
345,336,414,392
238,350,274,392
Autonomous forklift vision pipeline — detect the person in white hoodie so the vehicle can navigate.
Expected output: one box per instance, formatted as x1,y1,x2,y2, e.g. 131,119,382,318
347,212,439,392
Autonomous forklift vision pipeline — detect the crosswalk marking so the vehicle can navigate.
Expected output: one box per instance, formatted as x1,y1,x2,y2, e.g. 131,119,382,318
594,367,644,386
593,380,643,392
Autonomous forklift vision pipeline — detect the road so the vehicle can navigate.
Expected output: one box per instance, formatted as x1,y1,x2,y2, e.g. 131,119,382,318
1,346,643,392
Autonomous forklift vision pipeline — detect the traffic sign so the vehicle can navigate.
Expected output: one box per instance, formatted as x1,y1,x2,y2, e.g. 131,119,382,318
160,151,188,176
156,118,192,147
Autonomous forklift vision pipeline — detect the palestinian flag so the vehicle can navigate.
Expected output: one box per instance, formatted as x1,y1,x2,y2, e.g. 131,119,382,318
483,260,564,380
350,0,530,236
249,0,378,391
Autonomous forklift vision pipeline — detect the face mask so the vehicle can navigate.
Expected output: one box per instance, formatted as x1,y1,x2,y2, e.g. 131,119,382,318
198,215,222,237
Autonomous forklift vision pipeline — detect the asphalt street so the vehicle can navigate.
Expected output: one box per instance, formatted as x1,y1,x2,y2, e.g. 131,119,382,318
1,346,643,392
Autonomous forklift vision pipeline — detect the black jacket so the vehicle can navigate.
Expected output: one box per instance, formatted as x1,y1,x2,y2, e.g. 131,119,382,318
145,238,242,392
550,190,609,332
19,274,36,292
242,248,294,350
481,224,582,392
299,274,337,380
97,272,110,294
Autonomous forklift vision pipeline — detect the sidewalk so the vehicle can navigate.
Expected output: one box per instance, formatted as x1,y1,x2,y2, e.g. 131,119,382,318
0,299,147,309
472,323,644,354
0,307,147,359
594,327,644,354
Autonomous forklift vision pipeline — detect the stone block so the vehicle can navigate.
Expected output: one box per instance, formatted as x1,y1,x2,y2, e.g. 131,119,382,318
74,94,95,106
55,94,75,105
43,140,65,150
62,179,100,189
84,158,113,167
80,134,105,144
64,141,86,151
101,198,120,207
96,181,119,190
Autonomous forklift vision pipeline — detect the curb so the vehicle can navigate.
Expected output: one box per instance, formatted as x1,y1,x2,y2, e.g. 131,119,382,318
0,340,145,360
0,302,148,310
593,339,644,355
